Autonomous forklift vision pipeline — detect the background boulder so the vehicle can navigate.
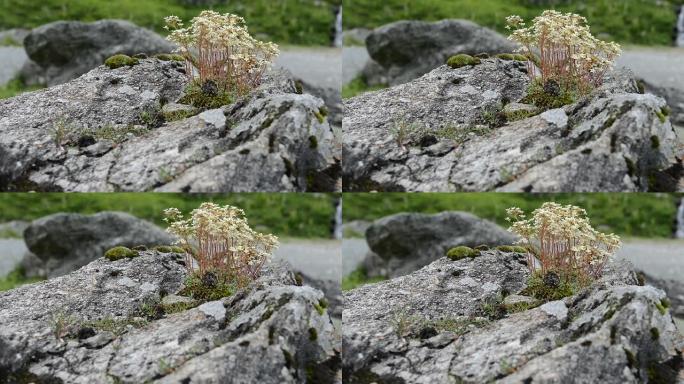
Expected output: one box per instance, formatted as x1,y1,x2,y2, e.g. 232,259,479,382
23,211,173,278
22,20,175,86
362,211,517,277
363,19,517,86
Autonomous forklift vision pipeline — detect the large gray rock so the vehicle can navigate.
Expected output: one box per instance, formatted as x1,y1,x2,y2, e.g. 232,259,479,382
343,59,682,192
343,252,684,383
0,253,339,383
23,211,173,278
22,20,175,86
0,58,340,192
363,19,517,86
362,211,517,278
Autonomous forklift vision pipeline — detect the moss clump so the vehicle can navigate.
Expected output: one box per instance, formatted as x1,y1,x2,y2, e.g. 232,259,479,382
504,109,538,122
520,272,575,301
179,272,235,302
154,245,186,253
162,107,198,122
313,298,329,315
84,317,147,336
496,53,528,61
446,54,481,69
650,135,660,149
308,135,318,149
655,110,666,123
154,53,185,62
104,54,140,69
308,327,318,341
104,246,138,261
505,300,541,313
623,348,637,367
495,245,528,253
162,300,198,314
655,298,670,315
650,327,660,340
446,246,480,261
179,81,233,110
521,78,576,110
313,107,328,123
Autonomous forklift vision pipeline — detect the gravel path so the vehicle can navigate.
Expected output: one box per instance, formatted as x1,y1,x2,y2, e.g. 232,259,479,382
342,237,684,281
0,46,27,86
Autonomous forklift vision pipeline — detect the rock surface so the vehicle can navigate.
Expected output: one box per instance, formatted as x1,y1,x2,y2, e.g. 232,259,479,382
0,58,340,192
362,19,517,86
343,59,682,192
0,252,340,383
22,20,175,86
361,212,517,278
343,252,684,383
22,211,173,278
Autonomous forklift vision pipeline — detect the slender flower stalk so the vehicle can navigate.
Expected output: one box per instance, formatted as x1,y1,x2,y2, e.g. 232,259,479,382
505,10,621,94
163,203,279,288
506,202,621,286
164,11,279,97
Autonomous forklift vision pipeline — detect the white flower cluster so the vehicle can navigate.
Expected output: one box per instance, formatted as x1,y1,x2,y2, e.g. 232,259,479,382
164,202,279,286
506,202,621,284
164,11,279,95
505,10,621,90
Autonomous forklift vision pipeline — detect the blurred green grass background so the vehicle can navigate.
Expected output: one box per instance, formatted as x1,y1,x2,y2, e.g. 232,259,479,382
344,0,679,46
0,0,340,46
0,193,338,239
344,193,683,239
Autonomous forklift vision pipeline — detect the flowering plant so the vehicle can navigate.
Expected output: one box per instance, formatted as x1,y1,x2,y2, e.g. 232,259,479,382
506,202,621,285
164,203,279,288
506,10,621,94
164,11,279,97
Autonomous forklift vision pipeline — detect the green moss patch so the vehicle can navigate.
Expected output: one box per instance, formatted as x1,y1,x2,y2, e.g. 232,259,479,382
104,54,139,69
154,245,186,253
162,300,198,314
179,273,235,302
104,246,138,261
447,54,481,69
313,298,328,315
521,78,576,110
446,246,481,261
496,53,528,61
520,272,576,301
495,245,528,253
179,81,233,110
154,53,185,62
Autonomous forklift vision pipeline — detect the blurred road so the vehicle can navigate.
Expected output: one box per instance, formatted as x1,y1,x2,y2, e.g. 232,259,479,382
0,238,26,278
273,238,341,282
617,47,684,90
276,46,342,90
0,46,27,86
